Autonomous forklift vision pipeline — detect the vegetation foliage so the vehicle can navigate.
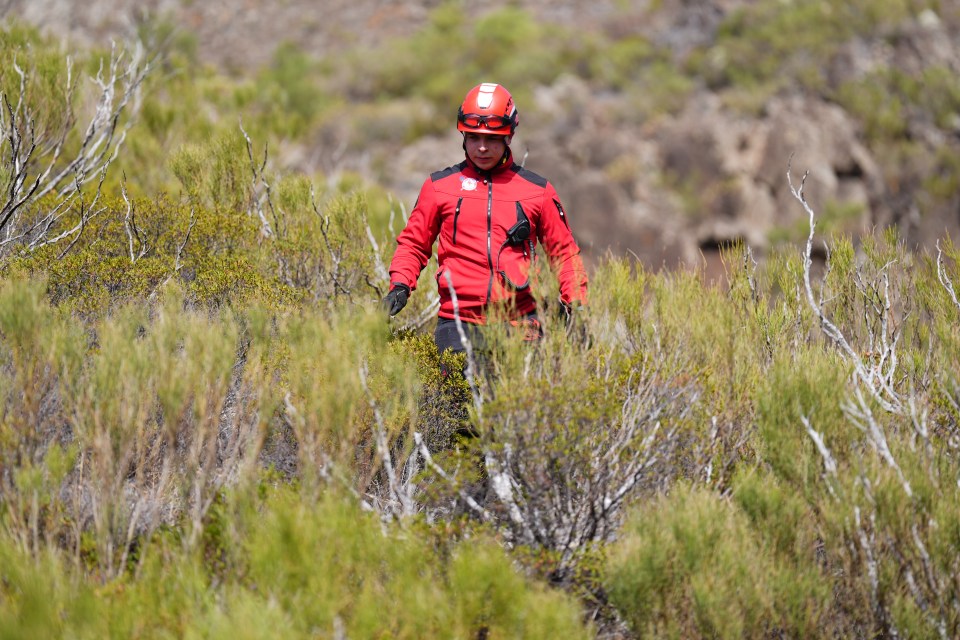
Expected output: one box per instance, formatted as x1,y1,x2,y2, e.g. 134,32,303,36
1,4,960,638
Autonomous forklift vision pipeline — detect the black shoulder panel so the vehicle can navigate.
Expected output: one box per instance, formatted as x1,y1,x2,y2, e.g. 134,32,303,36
431,162,467,182
511,165,548,188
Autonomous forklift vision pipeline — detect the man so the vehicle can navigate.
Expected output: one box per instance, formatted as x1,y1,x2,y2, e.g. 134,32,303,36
383,82,588,354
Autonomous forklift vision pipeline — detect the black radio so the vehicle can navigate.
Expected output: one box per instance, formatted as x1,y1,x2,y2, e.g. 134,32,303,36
506,202,531,245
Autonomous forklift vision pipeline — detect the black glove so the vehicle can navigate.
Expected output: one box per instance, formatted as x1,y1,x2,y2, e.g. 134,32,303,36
383,283,410,317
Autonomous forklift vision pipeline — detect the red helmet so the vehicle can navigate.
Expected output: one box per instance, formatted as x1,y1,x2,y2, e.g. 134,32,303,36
457,83,518,136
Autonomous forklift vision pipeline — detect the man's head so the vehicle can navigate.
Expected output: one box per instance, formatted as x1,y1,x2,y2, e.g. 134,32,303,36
458,83,517,170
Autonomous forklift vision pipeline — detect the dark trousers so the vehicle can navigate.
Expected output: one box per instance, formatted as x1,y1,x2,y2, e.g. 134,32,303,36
433,314,542,355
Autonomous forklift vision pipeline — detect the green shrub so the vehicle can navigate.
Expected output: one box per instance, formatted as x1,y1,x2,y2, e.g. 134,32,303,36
0,486,595,639
0,23,72,132
692,0,917,94
341,3,583,115
607,482,827,639
239,490,591,639
0,542,106,639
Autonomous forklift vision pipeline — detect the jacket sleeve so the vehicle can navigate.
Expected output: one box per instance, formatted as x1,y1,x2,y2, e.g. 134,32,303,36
537,183,588,304
388,177,441,292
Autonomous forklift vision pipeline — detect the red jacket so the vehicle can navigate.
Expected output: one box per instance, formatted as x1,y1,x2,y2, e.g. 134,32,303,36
389,151,588,324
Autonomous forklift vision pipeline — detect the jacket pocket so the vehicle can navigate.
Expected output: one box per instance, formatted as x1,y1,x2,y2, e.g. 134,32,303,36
452,197,463,245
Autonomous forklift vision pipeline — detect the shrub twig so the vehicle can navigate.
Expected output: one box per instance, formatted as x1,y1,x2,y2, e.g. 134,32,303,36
413,431,491,521
936,240,960,314
38,167,108,259
239,119,276,239
358,359,416,518
311,187,350,298
789,160,904,415
174,206,196,273
801,414,839,499
121,173,148,263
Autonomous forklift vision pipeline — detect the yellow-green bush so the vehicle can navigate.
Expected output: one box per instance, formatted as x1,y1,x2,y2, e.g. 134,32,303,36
692,0,918,93
607,482,828,639
0,488,591,639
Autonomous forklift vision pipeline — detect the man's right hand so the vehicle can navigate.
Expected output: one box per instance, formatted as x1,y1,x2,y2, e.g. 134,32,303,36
383,283,410,317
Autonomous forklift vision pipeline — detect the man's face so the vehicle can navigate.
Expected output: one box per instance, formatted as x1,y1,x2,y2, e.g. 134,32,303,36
464,132,509,171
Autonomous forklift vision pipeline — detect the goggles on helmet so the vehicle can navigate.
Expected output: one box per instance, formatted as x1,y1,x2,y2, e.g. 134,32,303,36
458,112,514,130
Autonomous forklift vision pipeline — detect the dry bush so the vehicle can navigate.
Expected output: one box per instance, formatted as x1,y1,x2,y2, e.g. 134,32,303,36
0,29,151,258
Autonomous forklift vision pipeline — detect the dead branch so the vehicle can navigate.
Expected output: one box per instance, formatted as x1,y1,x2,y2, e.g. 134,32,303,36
400,295,441,333
358,359,416,519
801,414,840,499
843,386,912,498
442,270,483,413
788,160,904,415
18,166,110,259
413,431,491,521
121,174,148,263
936,240,960,314
363,209,390,283
174,207,196,273
239,119,277,239
0,40,152,255
0,65,42,238
311,187,350,299
854,506,893,636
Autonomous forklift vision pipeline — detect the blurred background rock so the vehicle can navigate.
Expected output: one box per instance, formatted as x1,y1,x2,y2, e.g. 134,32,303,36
4,0,958,277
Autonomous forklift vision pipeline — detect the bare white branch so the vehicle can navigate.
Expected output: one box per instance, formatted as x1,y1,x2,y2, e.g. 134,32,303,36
443,270,483,413
854,507,887,632
363,210,390,283
310,186,352,299
801,415,839,499
936,240,960,313
911,523,949,640
414,431,490,521
239,119,275,238
843,386,912,498
359,360,416,518
122,175,136,262
0,39,152,255
788,160,904,415
38,40,151,200
121,174,148,263
175,207,197,273
400,295,441,333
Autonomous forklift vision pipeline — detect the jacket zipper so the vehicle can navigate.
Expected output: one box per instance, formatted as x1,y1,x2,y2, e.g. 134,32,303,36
554,199,570,229
485,178,494,304
452,197,462,245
